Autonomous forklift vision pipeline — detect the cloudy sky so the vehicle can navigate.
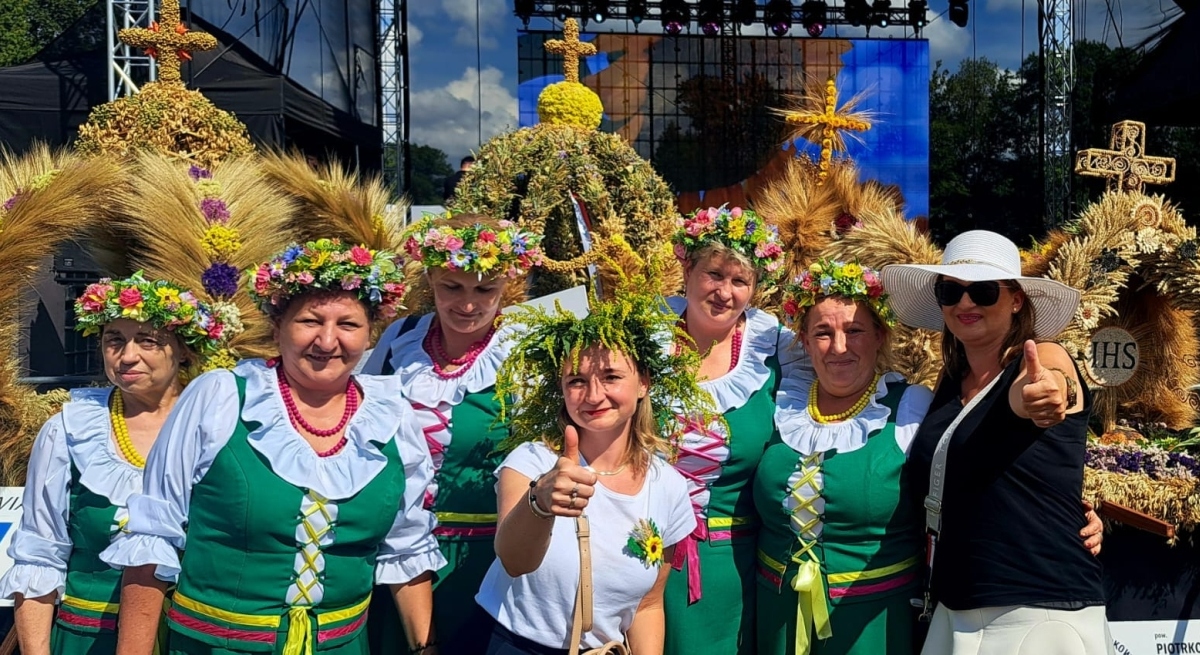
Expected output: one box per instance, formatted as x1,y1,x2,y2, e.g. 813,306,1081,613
407,0,1178,162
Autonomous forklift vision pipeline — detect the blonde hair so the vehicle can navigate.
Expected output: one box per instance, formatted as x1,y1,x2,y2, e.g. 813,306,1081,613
686,241,759,291
941,281,1036,380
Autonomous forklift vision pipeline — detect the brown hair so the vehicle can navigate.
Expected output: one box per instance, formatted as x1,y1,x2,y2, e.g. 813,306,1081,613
555,353,666,476
940,280,1036,380
266,289,375,324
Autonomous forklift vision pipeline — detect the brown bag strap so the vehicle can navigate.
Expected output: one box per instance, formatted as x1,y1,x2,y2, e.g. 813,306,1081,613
569,515,592,655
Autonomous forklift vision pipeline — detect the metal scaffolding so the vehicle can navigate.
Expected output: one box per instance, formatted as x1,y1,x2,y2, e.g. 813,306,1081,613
379,0,411,198
105,0,156,100
1040,0,1073,227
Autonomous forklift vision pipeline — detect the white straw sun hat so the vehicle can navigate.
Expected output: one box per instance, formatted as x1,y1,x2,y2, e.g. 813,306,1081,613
880,230,1081,339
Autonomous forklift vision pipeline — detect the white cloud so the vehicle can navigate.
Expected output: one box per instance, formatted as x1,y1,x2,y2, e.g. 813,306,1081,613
410,66,518,161
409,22,424,49
987,0,1025,13
923,16,973,64
442,0,509,49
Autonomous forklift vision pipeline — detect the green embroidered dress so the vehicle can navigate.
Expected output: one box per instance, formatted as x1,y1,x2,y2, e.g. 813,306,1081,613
753,372,932,655
0,388,139,654
360,313,512,645
100,360,445,654
663,297,809,655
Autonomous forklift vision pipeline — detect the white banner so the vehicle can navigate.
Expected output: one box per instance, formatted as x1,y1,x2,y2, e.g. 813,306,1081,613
1112,620,1200,654
0,486,23,607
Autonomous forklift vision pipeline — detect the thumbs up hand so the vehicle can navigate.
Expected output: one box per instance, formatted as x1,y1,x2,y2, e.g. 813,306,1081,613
531,426,599,517
1020,340,1068,428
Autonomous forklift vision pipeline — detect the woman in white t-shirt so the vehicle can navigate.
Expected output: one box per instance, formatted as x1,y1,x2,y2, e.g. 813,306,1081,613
470,285,714,655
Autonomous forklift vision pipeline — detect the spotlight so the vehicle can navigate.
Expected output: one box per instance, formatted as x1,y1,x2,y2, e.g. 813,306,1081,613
554,2,574,21
699,0,725,35
628,0,647,24
514,0,535,25
908,0,927,29
734,0,759,25
948,0,969,26
800,0,827,36
872,0,891,27
844,0,870,26
660,0,689,35
764,0,793,35
588,0,611,22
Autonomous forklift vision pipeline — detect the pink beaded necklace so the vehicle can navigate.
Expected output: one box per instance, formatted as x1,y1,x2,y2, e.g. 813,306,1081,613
425,321,497,380
274,361,358,457
678,312,743,373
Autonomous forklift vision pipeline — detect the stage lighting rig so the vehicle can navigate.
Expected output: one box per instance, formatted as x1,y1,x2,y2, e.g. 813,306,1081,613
764,0,794,35
588,0,611,22
660,0,690,34
628,0,648,24
948,0,969,26
554,2,575,21
698,0,726,35
844,0,870,26
514,0,535,25
908,0,927,29
872,0,891,27
801,0,827,36
734,0,759,25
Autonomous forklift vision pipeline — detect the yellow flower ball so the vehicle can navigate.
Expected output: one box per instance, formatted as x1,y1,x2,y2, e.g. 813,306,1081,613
537,81,603,130
201,225,242,259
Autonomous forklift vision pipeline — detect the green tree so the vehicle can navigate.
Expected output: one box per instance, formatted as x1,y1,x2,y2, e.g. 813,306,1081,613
408,144,453,205
0,0,94,67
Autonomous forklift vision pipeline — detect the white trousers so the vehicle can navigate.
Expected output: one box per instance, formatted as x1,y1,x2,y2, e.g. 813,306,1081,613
921,604,1115,655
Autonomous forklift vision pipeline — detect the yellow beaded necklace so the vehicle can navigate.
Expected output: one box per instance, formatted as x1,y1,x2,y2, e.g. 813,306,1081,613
807,373,881,424
110,390,146,469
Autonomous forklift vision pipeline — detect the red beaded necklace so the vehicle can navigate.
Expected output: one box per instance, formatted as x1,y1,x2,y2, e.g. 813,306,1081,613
425,321,497,380
678,312,743,373
274,362,358,457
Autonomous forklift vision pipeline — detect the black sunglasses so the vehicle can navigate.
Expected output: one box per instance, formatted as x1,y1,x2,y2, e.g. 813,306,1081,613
933,280,1010,307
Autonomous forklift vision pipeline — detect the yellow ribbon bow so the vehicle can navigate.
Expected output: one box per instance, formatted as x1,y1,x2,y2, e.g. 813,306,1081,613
282,606,313,655
791,558,832,655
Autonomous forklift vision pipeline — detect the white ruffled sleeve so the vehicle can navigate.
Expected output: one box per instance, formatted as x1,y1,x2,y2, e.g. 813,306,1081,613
894,384,935,456
100,369,239,582
0,417,72,600
776,323,813,380
375,403,448,585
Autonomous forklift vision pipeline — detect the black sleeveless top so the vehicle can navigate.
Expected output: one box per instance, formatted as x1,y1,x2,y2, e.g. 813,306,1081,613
908,353,1105,610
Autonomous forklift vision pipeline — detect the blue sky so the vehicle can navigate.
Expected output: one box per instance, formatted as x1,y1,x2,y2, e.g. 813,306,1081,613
407,0,1178,162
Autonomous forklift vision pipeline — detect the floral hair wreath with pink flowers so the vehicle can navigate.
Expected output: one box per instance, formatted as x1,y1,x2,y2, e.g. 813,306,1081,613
671,205,785,280
403,214,544,278
75,272,239,358
781,259,897,328
248,238,408,320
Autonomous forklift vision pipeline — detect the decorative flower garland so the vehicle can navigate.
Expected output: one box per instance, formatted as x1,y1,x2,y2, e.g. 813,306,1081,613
74,272,235,358
403,214,544,278
672,206,785,279
779,258,895,328
248,239,408,319
187,165,249,369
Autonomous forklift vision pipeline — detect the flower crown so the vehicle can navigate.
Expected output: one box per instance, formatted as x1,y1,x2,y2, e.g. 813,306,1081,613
403,215,544,278
75,272,238,357
781,259,896,327
672,206,785,278
495,290,714,456
248,239,407,319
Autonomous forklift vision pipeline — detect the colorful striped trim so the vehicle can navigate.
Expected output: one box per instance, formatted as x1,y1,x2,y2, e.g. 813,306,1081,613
756,562,784,588
434,525,498,537
317,611,367,643
61,594,119,615
173,592,280,628
315,595,371,627
436,512,497,524
709,527,757,541
828,570,918,599
168,607,277,644
827,556,919,585
58,606,117,631
707,516,758,529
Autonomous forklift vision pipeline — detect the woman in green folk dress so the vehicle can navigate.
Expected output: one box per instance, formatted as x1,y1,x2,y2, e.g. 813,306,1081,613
0,274,235,654
102,240,444,655
664,205,808,655
360,212,543,648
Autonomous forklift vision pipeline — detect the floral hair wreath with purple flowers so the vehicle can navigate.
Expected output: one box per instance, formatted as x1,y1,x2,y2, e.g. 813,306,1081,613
249,239,408,320
75,272,239,357
671,205,785,280
781,258,896,328
403,213,544,278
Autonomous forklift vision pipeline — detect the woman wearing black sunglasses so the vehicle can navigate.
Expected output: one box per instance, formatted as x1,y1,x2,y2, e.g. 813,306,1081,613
882,231,1113,655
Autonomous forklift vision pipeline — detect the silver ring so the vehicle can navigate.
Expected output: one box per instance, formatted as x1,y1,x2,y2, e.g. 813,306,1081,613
569,497,577,509
571,483,579,497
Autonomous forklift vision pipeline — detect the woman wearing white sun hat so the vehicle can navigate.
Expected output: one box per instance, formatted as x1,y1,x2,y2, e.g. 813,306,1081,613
882,230,1113,655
